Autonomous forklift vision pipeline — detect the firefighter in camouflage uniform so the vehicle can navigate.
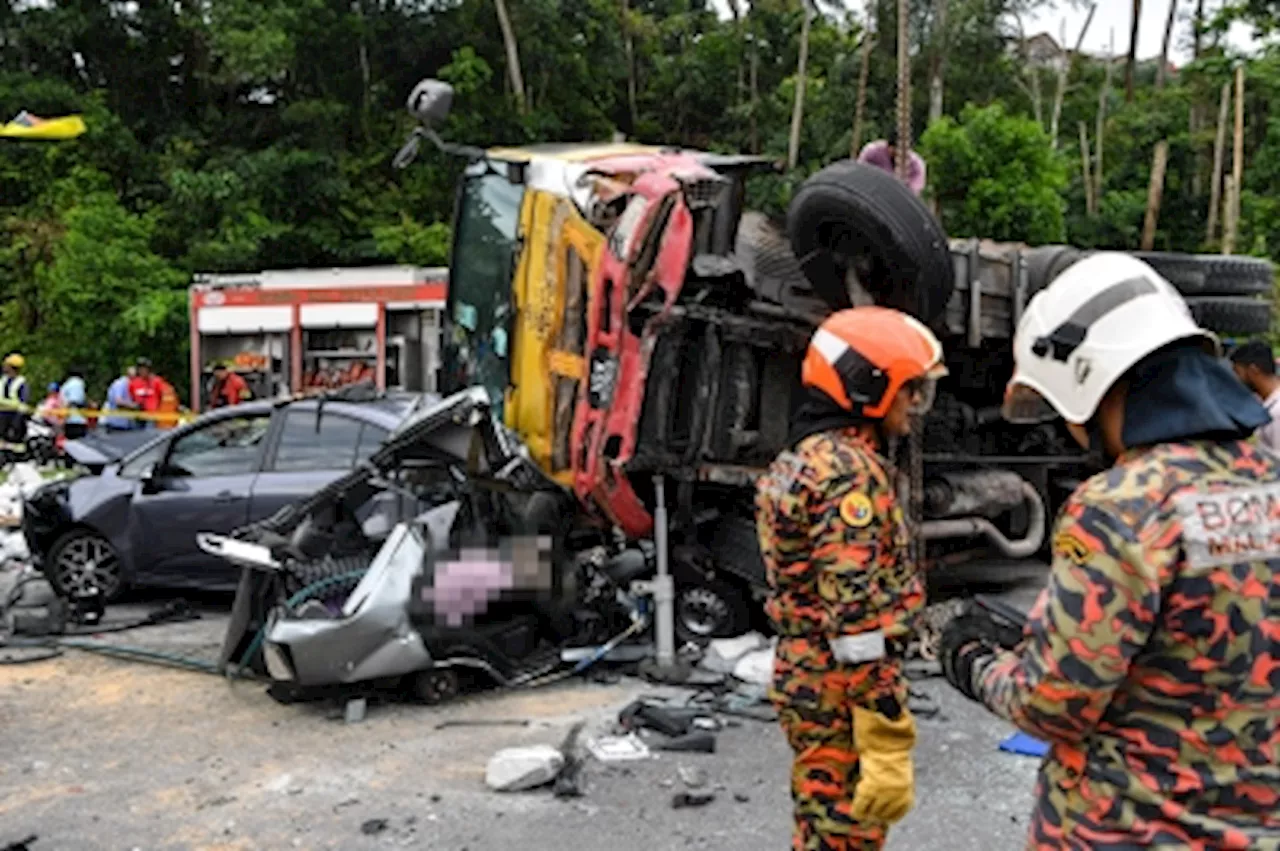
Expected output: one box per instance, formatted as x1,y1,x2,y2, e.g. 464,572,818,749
756,306,948,851
940,252,1280,850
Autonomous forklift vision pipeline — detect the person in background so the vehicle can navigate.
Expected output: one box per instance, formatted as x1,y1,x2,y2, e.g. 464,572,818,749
0,353,30,445
35,383,62,428
207,362,252,409
60,366,88,440
1228,339,1280,451
128,357,163,429
102,366,139,432
857,129,927,195
154,374,181,431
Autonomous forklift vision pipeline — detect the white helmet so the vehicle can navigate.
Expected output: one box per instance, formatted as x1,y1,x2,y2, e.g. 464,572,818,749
1002,252,1220,425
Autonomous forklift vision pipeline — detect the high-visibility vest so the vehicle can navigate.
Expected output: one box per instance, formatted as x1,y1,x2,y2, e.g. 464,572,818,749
0,375,27,410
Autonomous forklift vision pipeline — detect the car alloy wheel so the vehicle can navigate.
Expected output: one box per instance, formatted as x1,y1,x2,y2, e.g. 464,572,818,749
50,531,122,600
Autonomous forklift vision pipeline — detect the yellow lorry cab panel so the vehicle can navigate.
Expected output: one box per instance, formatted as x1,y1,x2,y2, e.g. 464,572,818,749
505,185,605,487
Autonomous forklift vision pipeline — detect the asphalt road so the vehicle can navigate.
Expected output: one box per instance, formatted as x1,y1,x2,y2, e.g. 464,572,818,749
0,569,1048,851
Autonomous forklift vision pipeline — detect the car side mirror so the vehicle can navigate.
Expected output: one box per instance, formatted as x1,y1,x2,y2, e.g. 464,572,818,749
406,78,453,127
140,463,164,495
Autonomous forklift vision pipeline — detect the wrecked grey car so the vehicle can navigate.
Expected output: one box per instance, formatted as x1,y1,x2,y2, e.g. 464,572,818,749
201,387,655,703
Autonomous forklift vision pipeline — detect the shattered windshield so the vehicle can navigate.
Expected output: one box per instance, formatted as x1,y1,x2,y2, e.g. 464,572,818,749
442,163,524,422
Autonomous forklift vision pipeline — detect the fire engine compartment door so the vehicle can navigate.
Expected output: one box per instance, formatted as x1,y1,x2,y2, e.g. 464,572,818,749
506,189,603,486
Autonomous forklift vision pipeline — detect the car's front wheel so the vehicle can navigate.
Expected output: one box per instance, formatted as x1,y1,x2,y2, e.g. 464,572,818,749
46,529,124,601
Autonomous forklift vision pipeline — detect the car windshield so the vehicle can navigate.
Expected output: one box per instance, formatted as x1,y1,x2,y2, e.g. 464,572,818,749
441,163,524,422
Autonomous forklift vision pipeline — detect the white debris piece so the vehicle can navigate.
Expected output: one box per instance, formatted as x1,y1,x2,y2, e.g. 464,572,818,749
0,463,51,528
732,641,776,686
485,745,565,792
0,530,30,568
586,734,651,762
698,632,769,674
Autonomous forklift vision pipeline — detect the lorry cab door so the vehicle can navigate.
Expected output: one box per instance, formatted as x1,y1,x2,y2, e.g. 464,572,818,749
506,188,604,487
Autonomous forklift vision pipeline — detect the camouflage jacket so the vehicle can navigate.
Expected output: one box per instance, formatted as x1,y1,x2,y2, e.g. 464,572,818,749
977,439,1280,849
755,428,924,672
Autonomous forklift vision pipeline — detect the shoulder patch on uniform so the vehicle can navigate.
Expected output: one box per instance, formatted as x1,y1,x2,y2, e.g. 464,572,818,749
1054,530,1090,564
839,492,875,528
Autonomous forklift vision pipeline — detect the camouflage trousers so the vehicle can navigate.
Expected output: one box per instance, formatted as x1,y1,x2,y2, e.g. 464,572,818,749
773,650,909,851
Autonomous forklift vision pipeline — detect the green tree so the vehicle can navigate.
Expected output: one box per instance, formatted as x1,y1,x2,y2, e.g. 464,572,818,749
920,102,1069,243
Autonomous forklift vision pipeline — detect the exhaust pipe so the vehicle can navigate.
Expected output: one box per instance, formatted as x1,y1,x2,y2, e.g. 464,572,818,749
921,481,1047,559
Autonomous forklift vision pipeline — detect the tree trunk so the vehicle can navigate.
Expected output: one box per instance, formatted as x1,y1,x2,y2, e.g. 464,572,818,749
1125,0,1142,103
896,0,910,178
1156,0,1177,90
1223,174,1239,255
1142,140,1169,250
1080,122,1095,215
788,0,813,171
727,0,744,107
621,0,638,131
927,0,950,126
1096,28,1115,204
1193,0,1205,59
1206,80,1230,244
1230,63,1245,252
493,0,527,114
749,21,760,154
1051,4,1097,150
356,1,372,143
852,29,875,156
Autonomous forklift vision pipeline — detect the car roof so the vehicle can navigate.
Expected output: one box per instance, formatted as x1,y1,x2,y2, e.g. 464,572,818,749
196,391,427,431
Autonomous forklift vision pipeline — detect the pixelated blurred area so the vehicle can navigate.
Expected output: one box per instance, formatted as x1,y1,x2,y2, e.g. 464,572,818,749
413,534,554,627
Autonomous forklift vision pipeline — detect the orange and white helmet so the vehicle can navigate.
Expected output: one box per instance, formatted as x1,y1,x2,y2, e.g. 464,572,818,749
802,306,948,418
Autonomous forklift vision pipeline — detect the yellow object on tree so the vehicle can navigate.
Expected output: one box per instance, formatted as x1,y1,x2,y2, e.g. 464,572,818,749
0,111,87,140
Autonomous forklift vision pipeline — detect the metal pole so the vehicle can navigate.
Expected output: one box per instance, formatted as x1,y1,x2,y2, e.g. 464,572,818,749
652,474,676,668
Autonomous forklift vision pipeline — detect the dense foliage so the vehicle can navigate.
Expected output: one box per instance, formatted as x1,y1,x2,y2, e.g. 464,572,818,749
0,0,1276,397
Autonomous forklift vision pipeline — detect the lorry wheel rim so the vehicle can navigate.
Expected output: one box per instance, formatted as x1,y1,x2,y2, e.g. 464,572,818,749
678,587,731,638
56,536,119,597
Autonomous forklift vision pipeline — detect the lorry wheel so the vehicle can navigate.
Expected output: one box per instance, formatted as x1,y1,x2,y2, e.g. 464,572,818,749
1186,297,1274,336
1133,252,1274,297
787,161,953,326
1023,246,1088,297
675,577,753,645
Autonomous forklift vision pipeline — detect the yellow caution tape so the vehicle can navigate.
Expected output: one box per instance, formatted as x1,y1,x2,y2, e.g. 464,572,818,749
4,403,196,425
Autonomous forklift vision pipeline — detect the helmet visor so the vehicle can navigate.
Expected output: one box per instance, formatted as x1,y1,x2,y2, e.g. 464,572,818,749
1001,381,1060,425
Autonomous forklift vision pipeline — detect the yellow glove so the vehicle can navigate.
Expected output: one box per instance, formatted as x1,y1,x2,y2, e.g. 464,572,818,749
850,705,917,825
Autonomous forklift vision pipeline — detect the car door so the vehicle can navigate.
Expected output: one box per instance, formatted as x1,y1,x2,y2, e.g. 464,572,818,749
248,408,394,531
129,412,273,588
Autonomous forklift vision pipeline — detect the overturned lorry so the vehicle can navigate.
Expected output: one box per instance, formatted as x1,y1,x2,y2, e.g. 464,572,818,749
385,78,1275,643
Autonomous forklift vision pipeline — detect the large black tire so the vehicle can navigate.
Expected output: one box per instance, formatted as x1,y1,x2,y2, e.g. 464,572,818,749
787,161,953,326
1186,297,1274,336
1023,245,1087,297
1133,252,1274,297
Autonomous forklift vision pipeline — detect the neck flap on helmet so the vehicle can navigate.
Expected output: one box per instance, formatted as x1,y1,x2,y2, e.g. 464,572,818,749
1118,339,1270,449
